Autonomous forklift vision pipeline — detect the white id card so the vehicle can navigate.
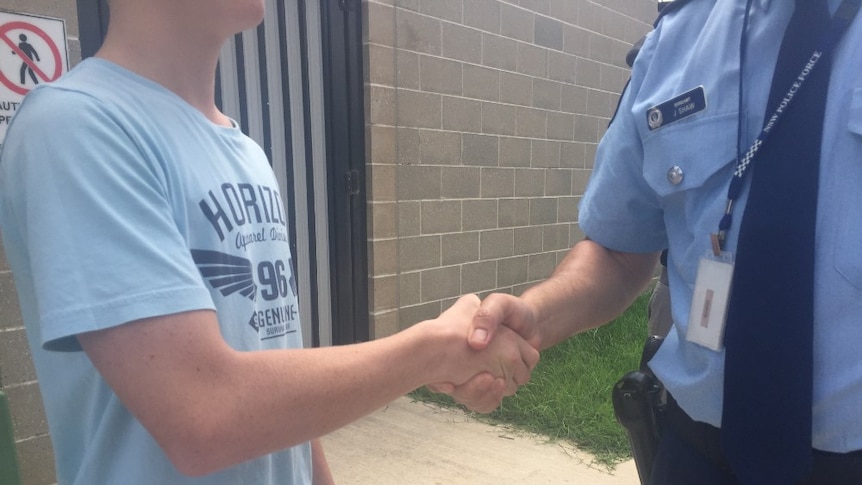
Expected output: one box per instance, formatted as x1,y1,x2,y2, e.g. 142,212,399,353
686,255,734,351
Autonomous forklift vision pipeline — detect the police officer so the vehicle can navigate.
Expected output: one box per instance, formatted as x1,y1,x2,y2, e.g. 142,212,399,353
442,1,862,483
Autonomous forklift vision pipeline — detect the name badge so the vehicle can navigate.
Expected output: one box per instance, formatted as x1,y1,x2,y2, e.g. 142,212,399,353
686,253,734,351
646,86,707,131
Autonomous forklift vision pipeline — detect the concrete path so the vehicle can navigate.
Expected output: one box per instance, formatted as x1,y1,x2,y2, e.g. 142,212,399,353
322,396,639,484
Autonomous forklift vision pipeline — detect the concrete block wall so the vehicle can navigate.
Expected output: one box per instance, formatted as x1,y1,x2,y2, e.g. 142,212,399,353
0,2,80,484
364,0,656,336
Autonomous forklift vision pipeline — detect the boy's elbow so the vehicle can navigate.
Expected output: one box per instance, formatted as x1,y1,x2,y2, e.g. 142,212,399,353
157,416,233,477
166,445,219,478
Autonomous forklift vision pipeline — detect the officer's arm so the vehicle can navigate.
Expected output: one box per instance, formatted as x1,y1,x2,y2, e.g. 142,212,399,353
469,239,658,352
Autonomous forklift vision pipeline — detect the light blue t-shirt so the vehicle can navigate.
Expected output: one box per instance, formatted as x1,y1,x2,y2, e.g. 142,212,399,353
580,0,862,452
0,58,311,484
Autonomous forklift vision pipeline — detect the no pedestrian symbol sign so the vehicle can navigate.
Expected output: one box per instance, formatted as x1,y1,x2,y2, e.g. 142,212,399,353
0,11,68,147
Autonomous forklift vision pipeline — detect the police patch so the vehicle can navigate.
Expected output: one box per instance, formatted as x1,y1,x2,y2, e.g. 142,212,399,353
646,86,707,131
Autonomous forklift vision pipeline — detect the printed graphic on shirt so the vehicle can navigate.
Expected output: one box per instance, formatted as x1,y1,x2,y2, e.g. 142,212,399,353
192,249,258,301
193,182,299,341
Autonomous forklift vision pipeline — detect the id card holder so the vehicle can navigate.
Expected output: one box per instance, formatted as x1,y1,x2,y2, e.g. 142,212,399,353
686,253,734,351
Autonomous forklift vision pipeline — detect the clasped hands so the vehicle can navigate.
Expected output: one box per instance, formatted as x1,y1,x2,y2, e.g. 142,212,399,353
426,293,542,413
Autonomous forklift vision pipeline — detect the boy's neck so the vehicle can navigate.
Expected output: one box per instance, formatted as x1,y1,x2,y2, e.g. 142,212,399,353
95,9,230,126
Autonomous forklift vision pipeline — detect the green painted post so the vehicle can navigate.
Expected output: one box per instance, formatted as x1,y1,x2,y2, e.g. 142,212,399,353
0,391,22,485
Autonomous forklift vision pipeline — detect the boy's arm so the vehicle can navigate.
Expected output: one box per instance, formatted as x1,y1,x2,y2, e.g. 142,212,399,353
77,295,538,477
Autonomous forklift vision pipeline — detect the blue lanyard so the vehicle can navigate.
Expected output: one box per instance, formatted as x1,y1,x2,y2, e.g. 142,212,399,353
714,0,861,253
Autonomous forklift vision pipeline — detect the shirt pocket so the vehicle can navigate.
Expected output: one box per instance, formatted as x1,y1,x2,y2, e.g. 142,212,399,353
642,112,738,211
833,88,862,288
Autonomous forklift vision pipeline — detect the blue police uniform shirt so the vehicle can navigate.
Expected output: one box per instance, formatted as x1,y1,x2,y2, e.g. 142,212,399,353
579,0,862,452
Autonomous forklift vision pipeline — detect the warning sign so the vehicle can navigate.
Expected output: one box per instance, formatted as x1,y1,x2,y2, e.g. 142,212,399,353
0,11,68,148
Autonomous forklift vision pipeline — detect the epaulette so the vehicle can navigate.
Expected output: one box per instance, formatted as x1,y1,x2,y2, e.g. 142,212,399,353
625,0,700,67
614,0,700,123
653,0,699,27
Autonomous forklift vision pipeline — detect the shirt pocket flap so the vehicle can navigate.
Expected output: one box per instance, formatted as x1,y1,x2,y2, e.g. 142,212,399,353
642,113,738,198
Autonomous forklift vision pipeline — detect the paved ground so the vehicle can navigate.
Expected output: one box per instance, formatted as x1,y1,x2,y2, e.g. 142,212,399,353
322,396,639,484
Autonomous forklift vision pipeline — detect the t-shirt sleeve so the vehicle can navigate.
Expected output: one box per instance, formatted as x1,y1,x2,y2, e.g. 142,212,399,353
1,88,214,351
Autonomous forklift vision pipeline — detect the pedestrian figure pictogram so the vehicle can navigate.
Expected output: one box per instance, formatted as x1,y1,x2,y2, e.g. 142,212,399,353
15,33,40,86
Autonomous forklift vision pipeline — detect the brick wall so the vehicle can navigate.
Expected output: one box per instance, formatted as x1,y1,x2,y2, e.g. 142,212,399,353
0,2,80,484
364,0,656,336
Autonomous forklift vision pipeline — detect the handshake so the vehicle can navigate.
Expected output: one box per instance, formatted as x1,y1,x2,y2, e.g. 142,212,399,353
417,293,543,414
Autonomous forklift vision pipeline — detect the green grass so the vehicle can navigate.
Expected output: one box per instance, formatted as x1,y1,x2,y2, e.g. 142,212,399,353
411,292,650,467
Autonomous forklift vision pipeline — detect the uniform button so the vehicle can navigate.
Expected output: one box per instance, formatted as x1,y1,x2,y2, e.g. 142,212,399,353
667,165,684,185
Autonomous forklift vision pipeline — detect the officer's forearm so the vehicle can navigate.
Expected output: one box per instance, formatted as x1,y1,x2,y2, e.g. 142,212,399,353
522,239,659,350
